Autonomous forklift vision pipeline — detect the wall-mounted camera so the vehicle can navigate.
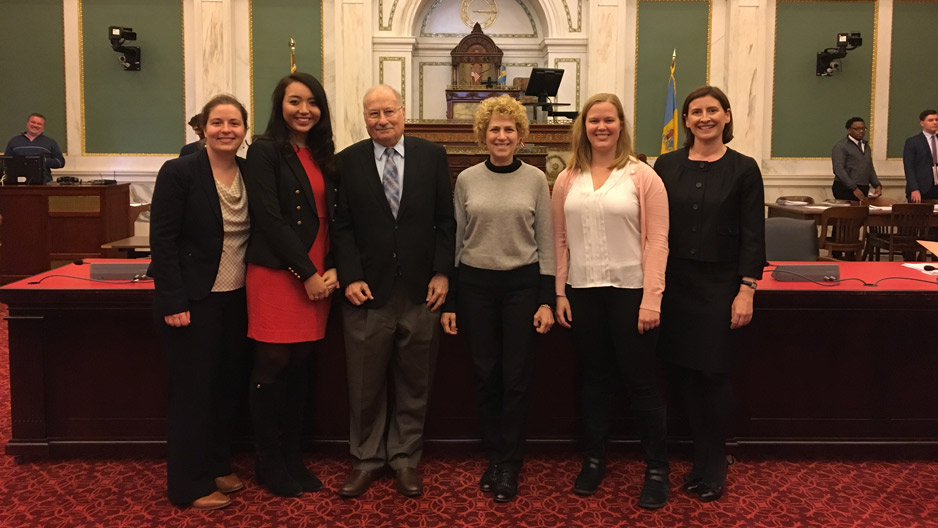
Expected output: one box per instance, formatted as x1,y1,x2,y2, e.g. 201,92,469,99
816,32,862,76
108,26,140,71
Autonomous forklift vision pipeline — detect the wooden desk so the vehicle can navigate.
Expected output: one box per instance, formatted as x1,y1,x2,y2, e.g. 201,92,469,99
4,261,937,459
101,235,150,258
0,183,132,284
766,202,938,227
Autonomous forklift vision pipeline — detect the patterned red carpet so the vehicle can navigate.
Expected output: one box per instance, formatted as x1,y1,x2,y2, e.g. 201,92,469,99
1,309,937,527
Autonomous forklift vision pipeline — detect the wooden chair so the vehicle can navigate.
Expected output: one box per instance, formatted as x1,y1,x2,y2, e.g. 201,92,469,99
765,217,819,261
818,206,869,261
864,203,933,261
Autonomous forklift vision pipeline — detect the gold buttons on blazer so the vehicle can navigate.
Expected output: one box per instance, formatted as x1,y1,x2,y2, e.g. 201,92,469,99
295,189,300,194
287,266,301,279
296,205,301,210
296,220,302,225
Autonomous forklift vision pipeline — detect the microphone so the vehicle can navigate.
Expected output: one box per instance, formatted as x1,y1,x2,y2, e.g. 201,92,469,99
74,259,85,265
925,265,935,271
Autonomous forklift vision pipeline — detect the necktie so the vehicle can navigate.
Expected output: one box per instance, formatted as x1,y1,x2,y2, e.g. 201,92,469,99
383,148,401,218
856,140,864,154
931,134,938,165
931,134,938,185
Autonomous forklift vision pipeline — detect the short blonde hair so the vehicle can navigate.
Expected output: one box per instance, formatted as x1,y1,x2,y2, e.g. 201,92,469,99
472,95,529,147
567,93,633,172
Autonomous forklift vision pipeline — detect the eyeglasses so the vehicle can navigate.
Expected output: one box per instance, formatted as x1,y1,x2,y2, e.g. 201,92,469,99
849,125,867,131
366,107,402,120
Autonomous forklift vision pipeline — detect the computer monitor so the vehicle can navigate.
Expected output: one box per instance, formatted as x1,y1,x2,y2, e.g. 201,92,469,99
0,155,45,185
524,68,565,103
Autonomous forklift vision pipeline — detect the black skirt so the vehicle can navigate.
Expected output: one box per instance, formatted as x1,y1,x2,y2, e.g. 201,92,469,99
658,257,741,373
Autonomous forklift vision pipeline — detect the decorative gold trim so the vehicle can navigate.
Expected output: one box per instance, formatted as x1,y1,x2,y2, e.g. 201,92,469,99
418,61,451,119
78,0,85,154
421,0,538,38
60,5,68,156
561,1,582,32
553,58,581,110
249,0,255,137
771,0,878,160
379,57,407,102
633,0,712,141
378,0,399,31
76,0,182,156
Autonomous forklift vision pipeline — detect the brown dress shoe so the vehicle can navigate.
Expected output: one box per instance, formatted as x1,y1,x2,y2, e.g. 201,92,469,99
215,473,244,493
191,491,231,510
395,467,423,497
338,469,377,498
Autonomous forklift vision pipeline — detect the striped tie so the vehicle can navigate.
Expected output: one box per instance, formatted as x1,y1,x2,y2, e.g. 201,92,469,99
383,148,401,218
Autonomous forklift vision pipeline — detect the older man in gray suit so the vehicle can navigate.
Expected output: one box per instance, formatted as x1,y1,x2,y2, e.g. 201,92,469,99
831,117,882,203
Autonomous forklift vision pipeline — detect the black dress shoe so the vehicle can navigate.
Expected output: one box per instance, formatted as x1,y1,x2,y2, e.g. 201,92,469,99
695,458,729,502
682,468,703,493
395,467,423,497
479,462,499,492
696,482,724,502
572,457,605,496
338,469,378,498
493,465,520,503
638,466,670,509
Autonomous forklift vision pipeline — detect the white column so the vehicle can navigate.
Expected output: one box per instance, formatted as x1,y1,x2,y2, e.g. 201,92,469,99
329,0,373,150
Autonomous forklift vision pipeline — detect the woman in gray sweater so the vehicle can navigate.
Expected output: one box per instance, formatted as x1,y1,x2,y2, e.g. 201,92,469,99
441,95,555,503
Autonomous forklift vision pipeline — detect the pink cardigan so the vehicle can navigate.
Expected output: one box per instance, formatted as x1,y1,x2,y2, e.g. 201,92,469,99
551,159,670,312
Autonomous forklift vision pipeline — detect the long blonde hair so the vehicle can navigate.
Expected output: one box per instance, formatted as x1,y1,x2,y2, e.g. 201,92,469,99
567,93,633,172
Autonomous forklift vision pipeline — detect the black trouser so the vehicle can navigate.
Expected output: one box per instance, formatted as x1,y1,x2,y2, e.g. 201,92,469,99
566,286,665,460
457,263,540,466
672,365,733,484
161,288,251,506
832,180,868,201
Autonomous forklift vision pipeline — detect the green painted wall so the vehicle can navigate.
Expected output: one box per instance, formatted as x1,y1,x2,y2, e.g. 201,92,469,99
81,0,184,154
250,0,323,136
773,1,874,158
887,0,938,159
634,0,710,157
0,1,67,153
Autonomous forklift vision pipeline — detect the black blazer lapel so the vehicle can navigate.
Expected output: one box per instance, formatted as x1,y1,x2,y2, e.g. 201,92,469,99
358,140,396,221
397,136,419,218
196,149,223,227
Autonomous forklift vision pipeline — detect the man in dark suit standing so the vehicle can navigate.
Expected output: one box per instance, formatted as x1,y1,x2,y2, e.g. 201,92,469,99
831,117,881,202
332,84,455,498
903,109,938,203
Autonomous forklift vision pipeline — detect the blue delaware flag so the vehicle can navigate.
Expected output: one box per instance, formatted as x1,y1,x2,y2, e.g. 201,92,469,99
661,51,678,154
498,65,507,85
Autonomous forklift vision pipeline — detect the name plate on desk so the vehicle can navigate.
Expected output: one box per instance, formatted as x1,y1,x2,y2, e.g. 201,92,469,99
771,264,840,282
89,261,150,280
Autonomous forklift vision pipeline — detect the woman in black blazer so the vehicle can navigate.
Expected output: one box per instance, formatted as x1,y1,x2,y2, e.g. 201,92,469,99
150,94,251,510
654,86,765,502
243,72,338,497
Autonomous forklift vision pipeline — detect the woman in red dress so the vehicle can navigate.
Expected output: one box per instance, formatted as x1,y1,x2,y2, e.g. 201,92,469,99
243,72,338,497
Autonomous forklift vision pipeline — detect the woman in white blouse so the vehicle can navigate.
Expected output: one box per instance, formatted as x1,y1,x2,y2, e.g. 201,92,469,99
151,94,252,510
551,93,671,508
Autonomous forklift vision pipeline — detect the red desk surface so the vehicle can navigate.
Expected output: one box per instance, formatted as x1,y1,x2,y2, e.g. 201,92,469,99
1,259,154,291
763,261,938,291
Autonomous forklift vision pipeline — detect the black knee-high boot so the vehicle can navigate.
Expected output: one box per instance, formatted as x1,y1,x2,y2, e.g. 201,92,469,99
250,382,302,497
635,406,670,509
281,356,322,492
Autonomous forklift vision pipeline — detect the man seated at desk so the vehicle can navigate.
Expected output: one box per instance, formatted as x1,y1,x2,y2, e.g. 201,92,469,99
831,117,881,203
4,113,65,183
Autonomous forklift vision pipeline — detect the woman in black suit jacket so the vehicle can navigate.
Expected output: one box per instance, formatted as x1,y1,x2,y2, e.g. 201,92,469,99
654,86,765,502
150,94,251,510
243,72,338,497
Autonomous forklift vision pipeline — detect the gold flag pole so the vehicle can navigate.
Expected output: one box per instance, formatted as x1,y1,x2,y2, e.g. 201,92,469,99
289,38,296,73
